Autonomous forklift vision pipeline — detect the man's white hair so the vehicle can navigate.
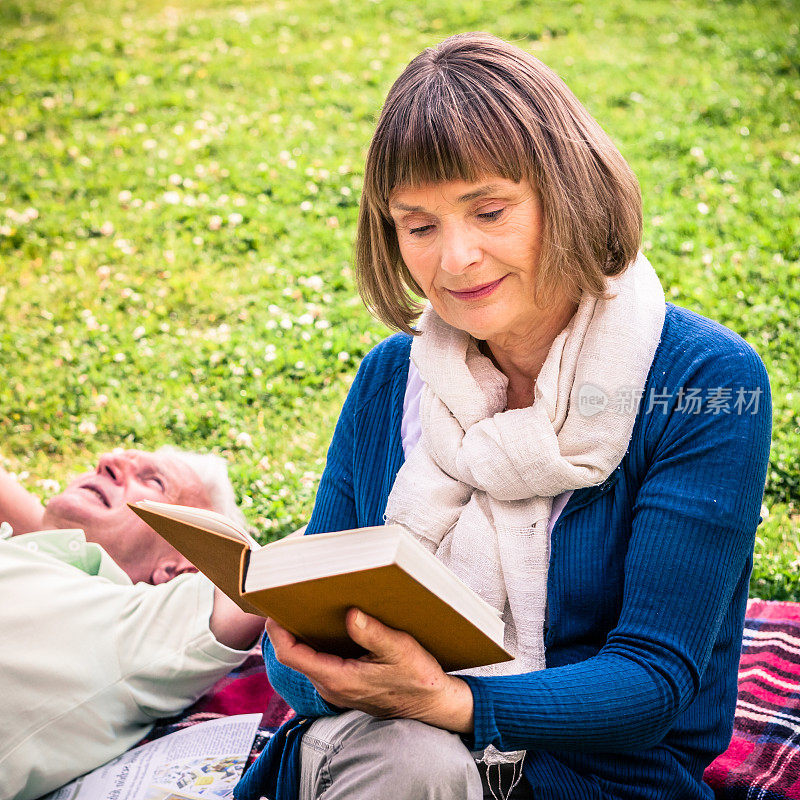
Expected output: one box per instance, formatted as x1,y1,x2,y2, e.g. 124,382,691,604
156,446,247,530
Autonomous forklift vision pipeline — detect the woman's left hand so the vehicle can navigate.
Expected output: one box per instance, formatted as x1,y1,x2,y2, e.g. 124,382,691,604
266,609,474,734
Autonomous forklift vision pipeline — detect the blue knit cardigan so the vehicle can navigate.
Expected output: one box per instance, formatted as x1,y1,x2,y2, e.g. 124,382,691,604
236,304,772,800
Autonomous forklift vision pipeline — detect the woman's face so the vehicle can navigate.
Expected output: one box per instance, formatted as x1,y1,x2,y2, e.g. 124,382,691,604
389,177,544,344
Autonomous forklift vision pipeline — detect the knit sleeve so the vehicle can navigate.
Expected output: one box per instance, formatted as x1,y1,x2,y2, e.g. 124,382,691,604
462,340,772,753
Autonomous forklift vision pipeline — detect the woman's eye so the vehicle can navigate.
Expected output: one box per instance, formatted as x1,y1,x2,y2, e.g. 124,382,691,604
478,208,504,222
409,224,434,236
148,476,166,491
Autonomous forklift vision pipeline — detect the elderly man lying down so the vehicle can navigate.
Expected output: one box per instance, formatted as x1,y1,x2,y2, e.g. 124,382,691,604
0,447,266,800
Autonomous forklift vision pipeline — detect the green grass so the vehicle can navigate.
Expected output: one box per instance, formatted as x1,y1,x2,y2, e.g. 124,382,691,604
1,0,798,595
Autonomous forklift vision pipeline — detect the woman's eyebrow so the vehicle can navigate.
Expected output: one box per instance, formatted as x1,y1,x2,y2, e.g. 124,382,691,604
456,184,502,203
390,201,425,212
390,184,504,212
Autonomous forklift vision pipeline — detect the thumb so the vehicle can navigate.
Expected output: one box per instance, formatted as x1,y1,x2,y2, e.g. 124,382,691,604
345,608,402,659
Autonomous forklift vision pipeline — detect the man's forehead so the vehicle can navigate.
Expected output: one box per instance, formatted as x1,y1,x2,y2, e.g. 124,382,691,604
103,448,193,478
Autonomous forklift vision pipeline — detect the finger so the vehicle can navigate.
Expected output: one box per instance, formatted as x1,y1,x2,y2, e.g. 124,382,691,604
345,608,406,660
265,617,296,651
267,618,350,677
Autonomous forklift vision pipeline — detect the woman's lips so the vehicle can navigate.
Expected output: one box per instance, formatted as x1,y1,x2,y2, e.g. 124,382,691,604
445,275,506,301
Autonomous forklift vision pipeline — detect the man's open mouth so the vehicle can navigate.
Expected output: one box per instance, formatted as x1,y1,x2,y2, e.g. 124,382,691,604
81,484,110,508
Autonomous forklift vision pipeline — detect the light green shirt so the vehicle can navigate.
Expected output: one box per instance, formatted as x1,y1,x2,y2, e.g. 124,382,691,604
0,529,249,800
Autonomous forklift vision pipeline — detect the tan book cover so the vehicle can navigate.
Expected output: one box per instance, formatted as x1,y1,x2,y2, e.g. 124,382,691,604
130,503,513,672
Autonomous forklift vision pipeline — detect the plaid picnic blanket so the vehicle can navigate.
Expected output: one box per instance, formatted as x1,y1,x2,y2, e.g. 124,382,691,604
704,599,800,799
143,601,800,797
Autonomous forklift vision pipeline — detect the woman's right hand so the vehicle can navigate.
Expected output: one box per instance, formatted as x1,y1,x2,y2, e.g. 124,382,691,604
266,610,474,733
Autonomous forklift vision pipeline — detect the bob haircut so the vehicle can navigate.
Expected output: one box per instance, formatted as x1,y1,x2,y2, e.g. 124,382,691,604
356,32,643,335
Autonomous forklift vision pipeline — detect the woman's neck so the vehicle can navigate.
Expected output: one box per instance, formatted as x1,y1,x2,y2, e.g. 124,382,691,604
482,298,578,410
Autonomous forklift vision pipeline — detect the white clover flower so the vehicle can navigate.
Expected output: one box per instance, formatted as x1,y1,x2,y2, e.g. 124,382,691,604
162,191,181,205
306,275,324,292
100,221,115,236
78,420,98,435
37,479,61,493
133,326,146,340
94,393,109,408
228,212,243,226
235,431,253,448
338,351,350,362
113,352,126,363
118,190,132,204
300,200,313,212
297,313,314,326
208,215,223,231
697,202,709,215
315,319,331,330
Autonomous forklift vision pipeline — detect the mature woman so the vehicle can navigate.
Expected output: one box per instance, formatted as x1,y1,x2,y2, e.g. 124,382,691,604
236,33,771,800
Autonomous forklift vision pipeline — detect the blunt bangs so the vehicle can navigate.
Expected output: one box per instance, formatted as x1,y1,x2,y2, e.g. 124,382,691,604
367,69,528,211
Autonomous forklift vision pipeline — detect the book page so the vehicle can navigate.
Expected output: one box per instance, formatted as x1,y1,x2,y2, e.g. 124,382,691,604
133,501,261,550
42,714,261,800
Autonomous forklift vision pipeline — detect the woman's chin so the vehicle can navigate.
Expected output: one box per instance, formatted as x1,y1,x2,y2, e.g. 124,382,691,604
436,304,505,342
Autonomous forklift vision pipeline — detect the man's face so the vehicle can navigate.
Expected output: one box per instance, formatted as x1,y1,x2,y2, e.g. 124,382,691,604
42,449,211,583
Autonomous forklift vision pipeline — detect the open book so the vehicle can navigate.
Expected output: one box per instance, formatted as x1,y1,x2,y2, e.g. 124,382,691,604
130,500,513,672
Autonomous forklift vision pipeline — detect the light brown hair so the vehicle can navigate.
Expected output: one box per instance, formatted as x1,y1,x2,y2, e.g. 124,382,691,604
355,32,643,334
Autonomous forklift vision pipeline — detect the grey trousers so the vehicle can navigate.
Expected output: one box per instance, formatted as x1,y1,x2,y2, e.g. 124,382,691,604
298,710,529,800
299,711,483,800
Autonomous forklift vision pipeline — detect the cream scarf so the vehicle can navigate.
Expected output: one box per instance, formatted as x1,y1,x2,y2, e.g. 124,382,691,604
385,253,665,681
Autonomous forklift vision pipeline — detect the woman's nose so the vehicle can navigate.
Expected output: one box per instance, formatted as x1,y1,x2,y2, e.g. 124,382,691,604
439,225,481,276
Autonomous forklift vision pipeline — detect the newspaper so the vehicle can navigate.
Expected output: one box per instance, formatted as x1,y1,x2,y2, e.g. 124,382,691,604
43,714,262,800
